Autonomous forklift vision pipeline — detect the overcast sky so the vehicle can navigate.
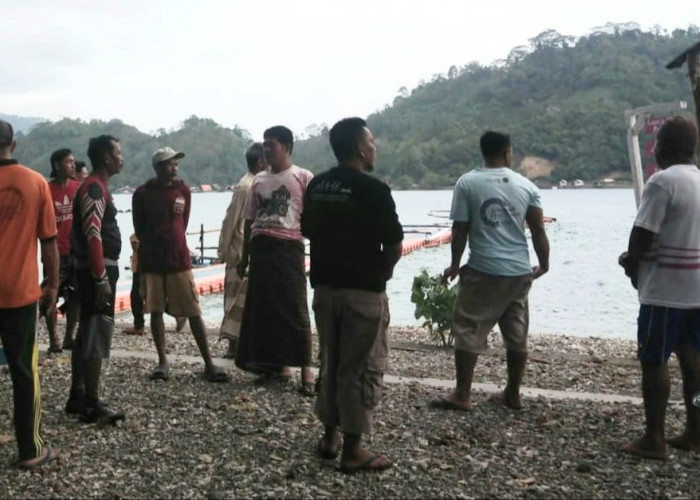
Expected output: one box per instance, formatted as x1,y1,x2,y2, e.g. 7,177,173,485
2,0,698,139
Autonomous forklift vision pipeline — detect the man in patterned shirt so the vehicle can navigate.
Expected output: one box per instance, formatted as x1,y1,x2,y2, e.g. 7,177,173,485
66,135,125,425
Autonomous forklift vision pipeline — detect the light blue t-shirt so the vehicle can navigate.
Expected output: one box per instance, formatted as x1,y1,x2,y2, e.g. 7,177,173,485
450,167,542,276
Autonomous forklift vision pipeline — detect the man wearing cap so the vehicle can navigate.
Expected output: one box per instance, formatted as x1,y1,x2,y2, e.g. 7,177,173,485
132,147,227,383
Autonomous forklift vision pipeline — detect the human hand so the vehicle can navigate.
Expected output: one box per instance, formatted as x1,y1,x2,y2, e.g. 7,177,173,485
532,265,548,279
236,261,248,278
95,282,113,310
442,264,460,285
39,286,57,318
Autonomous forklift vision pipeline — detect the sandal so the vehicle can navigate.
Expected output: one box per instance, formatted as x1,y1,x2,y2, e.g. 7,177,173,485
17,446,61,470
149,364,171,381
339,454,392,475
299,381,316,397
205,365,229,383
47,345,63,354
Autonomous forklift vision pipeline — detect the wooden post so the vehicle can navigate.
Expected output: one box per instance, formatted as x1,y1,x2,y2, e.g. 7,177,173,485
199,223,204,265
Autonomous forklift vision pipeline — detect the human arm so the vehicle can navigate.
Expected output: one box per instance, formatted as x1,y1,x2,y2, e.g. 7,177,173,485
79,181,111,305
525,205,550,279
183,186,191,230
236,219,252,278
39,238,59,317
619,227,655,289
443,221,469,284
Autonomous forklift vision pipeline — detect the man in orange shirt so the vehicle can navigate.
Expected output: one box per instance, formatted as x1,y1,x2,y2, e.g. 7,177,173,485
0,119,61,469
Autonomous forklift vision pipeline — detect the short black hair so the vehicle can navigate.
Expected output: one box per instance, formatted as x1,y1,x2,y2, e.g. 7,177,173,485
75,160,86,169
0,120,14,149
245,142,264,172
329,117,367,162
479,131,511,161
656,116,698,164
263,125,294,154
49,148,73,178
87,135,119,171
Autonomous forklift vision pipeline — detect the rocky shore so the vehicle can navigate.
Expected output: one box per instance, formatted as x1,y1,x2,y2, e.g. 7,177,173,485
0,323,696,498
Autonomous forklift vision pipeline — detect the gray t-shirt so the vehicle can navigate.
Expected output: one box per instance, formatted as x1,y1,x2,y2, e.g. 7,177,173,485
635,164,700,308
450,167,541,276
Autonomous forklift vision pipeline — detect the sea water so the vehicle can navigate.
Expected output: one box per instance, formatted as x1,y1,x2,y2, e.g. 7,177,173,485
111,188,639,339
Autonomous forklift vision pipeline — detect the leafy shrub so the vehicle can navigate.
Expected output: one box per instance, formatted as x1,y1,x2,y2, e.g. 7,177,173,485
411,269,457,347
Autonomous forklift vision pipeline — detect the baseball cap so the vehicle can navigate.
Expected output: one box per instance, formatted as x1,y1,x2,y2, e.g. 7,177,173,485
151,147,185,167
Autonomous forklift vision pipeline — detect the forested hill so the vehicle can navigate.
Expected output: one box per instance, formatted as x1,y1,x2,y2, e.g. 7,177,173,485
7,24,699,189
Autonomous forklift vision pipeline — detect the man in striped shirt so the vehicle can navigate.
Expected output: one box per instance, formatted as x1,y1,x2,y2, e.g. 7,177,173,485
619,116,700,460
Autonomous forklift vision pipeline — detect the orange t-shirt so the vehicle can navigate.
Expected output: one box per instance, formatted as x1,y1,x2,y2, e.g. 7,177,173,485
0,161,57,308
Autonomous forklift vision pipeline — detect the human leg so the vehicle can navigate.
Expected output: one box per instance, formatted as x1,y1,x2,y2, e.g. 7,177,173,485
150,312,168,367
667,343,700,451
63,297,79,348
126,271,145,334
45,308,61,352
0,304,46,461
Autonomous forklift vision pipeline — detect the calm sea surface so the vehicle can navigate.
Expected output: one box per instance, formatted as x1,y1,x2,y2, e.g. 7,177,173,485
111,188,639,340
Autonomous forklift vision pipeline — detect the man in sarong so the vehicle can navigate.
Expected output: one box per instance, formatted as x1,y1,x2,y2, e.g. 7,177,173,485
217,143,267,358
302,117,403,474
236,126,315,396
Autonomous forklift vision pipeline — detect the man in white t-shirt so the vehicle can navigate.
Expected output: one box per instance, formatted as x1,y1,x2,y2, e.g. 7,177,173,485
619,116,700,460
431,130,550,413
235,126,315,396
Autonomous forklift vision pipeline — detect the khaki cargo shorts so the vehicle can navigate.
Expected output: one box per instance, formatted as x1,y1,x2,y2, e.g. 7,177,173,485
452,266,532,353
141,270,201,317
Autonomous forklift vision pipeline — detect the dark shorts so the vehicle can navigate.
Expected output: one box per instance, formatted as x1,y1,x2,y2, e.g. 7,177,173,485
76,265,118,360
637,305,700,363
42,255,76,300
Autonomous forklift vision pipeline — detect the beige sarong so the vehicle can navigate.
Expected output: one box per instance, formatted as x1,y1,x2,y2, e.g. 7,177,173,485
220,264,247,340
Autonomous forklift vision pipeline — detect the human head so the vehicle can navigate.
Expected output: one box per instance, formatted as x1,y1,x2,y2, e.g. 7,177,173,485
245,142,267,174
479,131,512,167
87,135,123,176
49,148,75,180
151,146,185,181
654,116,698,169
75,161,89,182
263,125,294,170
0,120,16,158
329,117,377,172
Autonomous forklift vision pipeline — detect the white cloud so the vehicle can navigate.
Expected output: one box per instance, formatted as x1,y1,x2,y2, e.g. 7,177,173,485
2,0,698,138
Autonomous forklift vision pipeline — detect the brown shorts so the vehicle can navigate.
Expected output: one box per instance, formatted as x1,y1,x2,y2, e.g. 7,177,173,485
452,266,532,353
141,270,201,317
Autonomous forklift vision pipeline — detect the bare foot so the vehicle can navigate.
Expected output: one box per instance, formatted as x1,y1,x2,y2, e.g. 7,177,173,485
340,449,392,474
620,436,669,460
489,391,524,410
18,446,61,470
667,433,700,452
318,432,341,459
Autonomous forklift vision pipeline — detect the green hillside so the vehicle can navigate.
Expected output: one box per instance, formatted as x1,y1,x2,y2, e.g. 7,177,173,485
5,24,699,189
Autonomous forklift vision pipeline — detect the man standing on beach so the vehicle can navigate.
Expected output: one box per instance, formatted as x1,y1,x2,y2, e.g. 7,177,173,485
66,135,125,425
302,117,403,474
619,116,700,460
132,147,227,383
432,130,549,412
217,142,267,358
0,119,61,468
235,126,315,395
43,148,80,353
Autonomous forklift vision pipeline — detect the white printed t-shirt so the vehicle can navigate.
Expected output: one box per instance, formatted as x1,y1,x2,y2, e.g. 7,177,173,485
450,166,541,276
635,164,700,308
244,164,313,243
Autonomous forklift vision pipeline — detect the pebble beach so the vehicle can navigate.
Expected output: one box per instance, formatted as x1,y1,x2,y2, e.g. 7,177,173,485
0,322,697,499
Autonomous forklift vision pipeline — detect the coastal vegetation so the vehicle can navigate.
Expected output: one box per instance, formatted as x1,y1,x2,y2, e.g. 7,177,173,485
5,24,698,189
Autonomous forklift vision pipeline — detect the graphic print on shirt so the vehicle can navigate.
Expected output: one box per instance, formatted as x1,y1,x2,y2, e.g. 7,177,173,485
80,182,106,243
54,194,73,223
479,198,518,227
0,187,23,221
173,196,186,215
258,185,290,218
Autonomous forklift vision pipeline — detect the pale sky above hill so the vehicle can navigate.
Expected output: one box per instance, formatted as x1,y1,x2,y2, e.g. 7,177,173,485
2,0,698,139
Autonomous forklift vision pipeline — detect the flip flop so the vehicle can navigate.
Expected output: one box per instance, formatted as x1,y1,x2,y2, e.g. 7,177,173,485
299,381,316,397
429,395,472,412
149,364,171,381
17,446,61,470
204,366,229,383
47,345,63,354
339,454,392,475
317,437,340,460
